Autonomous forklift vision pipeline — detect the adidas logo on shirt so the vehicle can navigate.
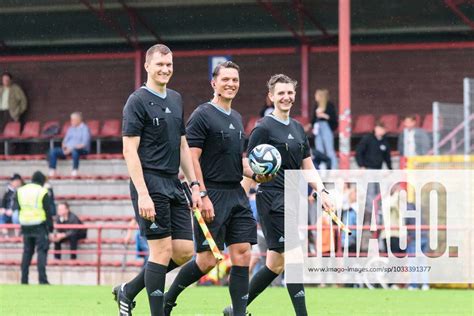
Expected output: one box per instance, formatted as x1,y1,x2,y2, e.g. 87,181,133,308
294,290,305,298
149,289,163,297
288,133,294,139
229,123,235,130
165,107,172,113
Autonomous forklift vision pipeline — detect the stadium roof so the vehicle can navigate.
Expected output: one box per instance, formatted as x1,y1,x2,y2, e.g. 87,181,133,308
1,0,473,52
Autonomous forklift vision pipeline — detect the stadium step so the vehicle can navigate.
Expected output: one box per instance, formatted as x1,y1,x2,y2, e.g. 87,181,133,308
0,158,127,177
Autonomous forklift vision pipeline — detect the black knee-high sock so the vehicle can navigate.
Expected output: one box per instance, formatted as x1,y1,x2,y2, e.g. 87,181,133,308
165,260,205,303
167,259,179,273
229,266,249,316
125,259,178,301
286,283,307,316
125,268,145,300
145,261,167,316
247,265,279,305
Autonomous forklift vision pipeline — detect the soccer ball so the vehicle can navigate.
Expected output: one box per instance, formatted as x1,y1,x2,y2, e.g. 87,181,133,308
248,144,282,175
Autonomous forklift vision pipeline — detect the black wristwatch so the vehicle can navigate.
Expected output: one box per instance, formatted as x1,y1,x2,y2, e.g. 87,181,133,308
251,173,257,181
200,190,208,198
190,181,200,188
312,188,329,199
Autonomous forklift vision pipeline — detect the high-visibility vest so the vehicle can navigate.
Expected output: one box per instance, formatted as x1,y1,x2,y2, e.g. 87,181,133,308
17,183,48,226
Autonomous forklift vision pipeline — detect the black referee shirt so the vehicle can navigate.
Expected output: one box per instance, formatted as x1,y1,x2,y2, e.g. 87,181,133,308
247,115,311,191
186,102,245,186
122,86,185,176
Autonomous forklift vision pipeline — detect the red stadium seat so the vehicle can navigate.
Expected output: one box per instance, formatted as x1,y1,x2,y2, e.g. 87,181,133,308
19,121,40,139
378,114,399,134
40,120,60,138
245,116,260,136
57,121,71,138
86,120,100,137
422,113,434,132
0,121,21,139
100,119,121,137
352,114,375,134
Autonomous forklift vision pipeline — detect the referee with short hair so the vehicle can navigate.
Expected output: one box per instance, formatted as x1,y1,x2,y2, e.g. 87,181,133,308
163,61,271,316
224,74,334,316
113,44,202,316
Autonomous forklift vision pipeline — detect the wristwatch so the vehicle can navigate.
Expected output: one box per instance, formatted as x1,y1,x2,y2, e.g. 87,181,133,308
200,190,208,198
312,188,329,200
190,181,200,188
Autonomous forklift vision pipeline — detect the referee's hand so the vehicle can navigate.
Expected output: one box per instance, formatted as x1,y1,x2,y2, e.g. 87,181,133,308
191,187,202,210
254,174,275,183
201,196,215,223
138,193,155,221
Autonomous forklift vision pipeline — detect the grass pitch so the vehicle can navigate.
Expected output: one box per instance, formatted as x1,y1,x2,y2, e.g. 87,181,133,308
0,285,472,315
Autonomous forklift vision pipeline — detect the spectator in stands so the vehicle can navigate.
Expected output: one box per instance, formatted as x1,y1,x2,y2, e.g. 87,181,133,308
397,115,430,157
355,121,392,170
16,171,53,285
311,89,338,169
48,112,91,177
124,218,149,265
0,173,23,236
0,71,28,130
259,95,274,117
52,202,87,260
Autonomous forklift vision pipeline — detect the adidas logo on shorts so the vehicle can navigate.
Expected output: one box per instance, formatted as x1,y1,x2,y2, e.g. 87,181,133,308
278,236,285,243
202,240,209,246
150,223,158,230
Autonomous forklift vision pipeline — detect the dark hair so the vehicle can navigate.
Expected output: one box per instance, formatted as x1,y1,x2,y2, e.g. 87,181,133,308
212,61,240,79
267,74,298,92
404,114,417,121
2,71,12,79
375,120,385,128
31,171,46,186
145,44,172,63
58,201,70,210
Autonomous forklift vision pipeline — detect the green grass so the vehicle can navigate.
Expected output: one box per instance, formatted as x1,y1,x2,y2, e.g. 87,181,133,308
0,285,472,315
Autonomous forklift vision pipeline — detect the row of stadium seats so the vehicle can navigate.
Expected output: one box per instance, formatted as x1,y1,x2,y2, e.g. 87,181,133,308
244,113,435,136
0,174,128,181
0,153,123,161
0,119,121,140
0,259,143,268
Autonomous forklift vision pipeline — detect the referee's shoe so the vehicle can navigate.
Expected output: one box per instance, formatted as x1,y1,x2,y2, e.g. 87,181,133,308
112,283,136,316
222,305,251,315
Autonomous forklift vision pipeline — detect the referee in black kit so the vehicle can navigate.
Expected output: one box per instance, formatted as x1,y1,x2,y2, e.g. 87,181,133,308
224,74,334,316
163,61,271,316
113,44,202,316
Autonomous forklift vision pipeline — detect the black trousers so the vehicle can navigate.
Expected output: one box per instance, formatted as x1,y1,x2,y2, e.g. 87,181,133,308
21,231,50,284
54,232,86,260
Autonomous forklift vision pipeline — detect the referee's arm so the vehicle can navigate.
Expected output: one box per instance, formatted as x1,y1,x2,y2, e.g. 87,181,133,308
122,136,154,221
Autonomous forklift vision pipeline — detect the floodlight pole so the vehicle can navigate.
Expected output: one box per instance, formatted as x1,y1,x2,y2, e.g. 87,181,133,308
338,0,351,169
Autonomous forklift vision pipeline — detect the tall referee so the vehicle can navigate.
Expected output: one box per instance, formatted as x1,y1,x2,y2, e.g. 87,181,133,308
225,74,334,316
113,44,202,316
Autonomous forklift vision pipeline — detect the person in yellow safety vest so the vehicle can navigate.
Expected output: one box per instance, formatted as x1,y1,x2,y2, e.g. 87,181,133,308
14,171,53,285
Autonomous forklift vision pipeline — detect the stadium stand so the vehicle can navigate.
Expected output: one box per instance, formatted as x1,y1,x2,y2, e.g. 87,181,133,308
352,114,375,135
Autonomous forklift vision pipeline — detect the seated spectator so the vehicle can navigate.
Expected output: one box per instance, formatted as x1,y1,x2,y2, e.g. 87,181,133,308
52,202,87,260
48,112,91,177
0,173,23,235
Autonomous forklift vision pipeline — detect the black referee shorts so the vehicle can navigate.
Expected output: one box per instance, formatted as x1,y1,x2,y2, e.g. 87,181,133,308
256,189,285,252
195,184,257,253
130,172,192,241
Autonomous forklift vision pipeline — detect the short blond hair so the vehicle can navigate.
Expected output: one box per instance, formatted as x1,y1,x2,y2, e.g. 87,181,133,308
145,44,172,63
